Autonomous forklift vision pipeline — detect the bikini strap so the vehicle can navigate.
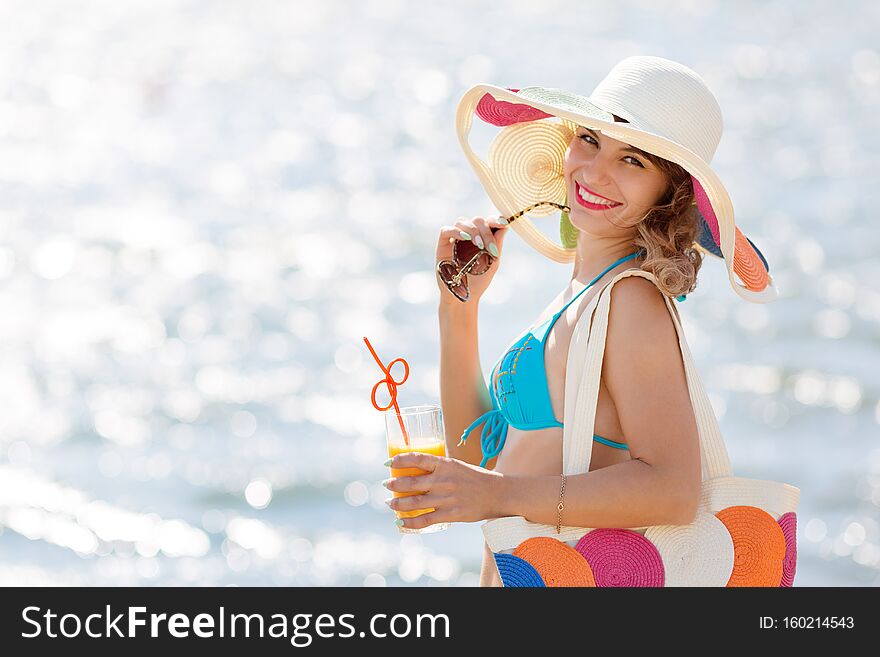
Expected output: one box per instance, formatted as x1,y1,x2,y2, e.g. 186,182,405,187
556,251,642,317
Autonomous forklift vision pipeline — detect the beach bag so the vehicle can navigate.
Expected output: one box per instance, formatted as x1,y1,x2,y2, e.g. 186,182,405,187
483,269,800,587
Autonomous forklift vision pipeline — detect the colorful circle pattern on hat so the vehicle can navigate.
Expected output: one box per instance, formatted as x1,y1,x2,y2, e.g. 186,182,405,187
692,176,769,291
733,227,770,291
695,218,770,274
493,553,546,587
777,512,797,587
512,536,596,586
691,174,721,245
488,122,572,216
476,89,554,126
574,528,664,586
716,505,787,586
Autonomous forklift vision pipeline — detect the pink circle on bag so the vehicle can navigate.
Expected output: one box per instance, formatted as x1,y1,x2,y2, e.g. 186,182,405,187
575,528,665,587
777,512,797,587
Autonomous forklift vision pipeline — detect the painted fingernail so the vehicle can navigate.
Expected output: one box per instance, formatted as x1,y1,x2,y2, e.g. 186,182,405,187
473,234,484,249
488,242,499,257
459,230,472,241
383,457,392,467
381,478,392,488
497,215,509,225
394,519,404,527
384,498,393,507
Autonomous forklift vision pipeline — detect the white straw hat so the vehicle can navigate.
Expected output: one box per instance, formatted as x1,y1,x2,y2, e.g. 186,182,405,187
454,55,777,304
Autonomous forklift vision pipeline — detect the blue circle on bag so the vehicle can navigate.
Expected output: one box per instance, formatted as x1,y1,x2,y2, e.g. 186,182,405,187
493,553,545,587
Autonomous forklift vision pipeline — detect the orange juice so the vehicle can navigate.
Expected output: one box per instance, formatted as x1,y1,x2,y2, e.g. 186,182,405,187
387,437,446,519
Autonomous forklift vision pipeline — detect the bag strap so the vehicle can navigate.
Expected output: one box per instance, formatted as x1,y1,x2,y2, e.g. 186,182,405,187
562,269,733,481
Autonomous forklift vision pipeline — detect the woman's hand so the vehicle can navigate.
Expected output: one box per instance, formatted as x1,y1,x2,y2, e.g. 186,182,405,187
435,215,511,305
382,452,505,530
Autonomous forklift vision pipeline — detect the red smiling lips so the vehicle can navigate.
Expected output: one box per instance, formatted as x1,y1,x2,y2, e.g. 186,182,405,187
575,181,622,210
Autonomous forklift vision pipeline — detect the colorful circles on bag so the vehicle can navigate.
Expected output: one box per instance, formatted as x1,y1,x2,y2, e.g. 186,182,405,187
645,510,735,587
495,506,797,587
512,537,596,586
777,512,798,587
575,529,665,587
493,553,546,587
715,506,786,587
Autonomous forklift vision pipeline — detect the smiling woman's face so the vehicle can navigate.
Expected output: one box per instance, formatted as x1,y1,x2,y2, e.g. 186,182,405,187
563,125,668,235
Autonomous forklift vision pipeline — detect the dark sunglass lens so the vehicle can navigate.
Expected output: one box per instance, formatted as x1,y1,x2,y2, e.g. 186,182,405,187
453,239,480,265
468,252,492,275
437,261,457,285
437,261,469,300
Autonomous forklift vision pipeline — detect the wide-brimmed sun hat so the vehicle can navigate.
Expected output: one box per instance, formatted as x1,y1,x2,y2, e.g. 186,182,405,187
454,55,776,304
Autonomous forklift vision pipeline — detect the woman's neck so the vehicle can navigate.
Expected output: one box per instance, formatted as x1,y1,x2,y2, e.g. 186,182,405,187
572,238,644,285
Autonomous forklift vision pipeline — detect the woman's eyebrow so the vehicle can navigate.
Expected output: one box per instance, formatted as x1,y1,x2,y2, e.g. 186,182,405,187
581,127,649,157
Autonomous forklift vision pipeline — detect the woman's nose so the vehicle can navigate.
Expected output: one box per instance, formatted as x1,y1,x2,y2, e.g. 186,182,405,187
581,161,613,186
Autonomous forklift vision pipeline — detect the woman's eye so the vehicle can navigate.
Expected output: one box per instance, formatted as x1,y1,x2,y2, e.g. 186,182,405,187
579,133,644,168
624,156,645,168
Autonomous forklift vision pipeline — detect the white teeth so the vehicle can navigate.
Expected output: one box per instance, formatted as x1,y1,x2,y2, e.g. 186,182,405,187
578,185,617,206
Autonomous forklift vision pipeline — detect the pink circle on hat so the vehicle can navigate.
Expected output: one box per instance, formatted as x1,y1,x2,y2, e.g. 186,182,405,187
476,90,554,127
777,512,797,587
692,176,720,246
575,528,665,587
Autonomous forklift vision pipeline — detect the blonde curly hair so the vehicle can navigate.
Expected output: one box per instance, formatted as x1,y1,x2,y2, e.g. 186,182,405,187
608,114,704,299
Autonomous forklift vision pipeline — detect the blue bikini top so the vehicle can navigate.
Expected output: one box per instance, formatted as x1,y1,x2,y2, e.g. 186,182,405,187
459,251,642,467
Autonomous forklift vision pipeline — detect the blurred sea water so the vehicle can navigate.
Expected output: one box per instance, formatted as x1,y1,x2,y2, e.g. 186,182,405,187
0,0,879,586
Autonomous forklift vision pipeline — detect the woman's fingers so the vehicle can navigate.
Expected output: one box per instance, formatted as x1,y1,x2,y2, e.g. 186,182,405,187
477,215,510,258
382,472,433,494
437,224,463,249
470,216,494,254
395,509,451,531
452,217,475,244
489,215,509,255
387,492,440,513
447,215,509,256
388,452,443,472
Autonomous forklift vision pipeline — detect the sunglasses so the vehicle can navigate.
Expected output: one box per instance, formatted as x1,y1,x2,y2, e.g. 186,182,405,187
436,201,570,302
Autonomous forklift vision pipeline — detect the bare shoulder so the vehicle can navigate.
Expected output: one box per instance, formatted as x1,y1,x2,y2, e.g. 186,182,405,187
607,275,676,340
602,274,681,375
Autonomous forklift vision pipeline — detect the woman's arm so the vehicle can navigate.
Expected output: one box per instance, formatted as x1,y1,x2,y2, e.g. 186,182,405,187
495,459,696,527
388,277,701,531
496,277,702,527
438,302,496,468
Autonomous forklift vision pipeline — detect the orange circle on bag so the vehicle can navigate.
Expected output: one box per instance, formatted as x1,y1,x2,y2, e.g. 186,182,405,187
513,537,596,587
716,505,786,586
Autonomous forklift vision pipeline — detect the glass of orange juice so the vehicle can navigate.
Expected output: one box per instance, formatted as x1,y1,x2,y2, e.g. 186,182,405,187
384,404,450,534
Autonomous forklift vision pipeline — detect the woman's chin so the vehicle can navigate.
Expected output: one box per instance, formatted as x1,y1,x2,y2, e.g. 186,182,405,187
569,207,607,227
571,204,632,228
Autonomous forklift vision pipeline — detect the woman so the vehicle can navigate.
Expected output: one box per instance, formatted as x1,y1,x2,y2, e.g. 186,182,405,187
382,57,776,587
